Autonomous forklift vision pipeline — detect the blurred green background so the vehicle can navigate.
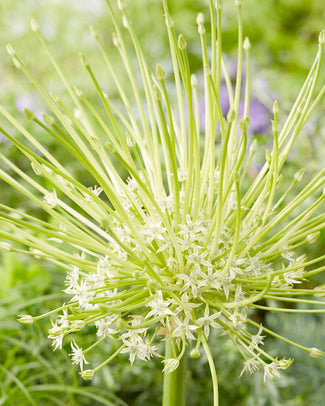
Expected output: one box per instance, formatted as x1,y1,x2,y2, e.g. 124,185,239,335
0,0,325,405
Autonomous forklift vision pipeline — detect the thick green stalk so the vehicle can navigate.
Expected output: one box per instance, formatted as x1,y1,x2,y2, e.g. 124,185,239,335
162,340,187,406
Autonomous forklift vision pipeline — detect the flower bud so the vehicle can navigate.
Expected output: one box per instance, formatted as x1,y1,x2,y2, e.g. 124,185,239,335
13,57,21,69
165,15,174,28
80,369,95,380
0,242,11,252
240,116,249,132
49,92,60,103
117,0,126,10
318,29,325,46
42,113,55,126
80,53,89,68
196,12,205,25
294,168,305,182
112,32,120,47
178,34,187,50
30,18,40,32
18,315,34,325
89,25,98,39
6,43,16,56
243,37,251,50
190,348,201,359
122,16,129,29
24,108,36,121
156,64,165,81
273,100,279,115
314,285,325,297
196,13,205,35
309,347,325,358
71,320,86,330
215,0,222,10
31,162,42,175
191,74,198,88
126,136,136,148
162,358,179,372
73,85,83,97
306,232,320,244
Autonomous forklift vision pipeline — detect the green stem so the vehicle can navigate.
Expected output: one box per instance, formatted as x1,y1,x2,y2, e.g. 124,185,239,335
201,335,219,406
162,339,187,406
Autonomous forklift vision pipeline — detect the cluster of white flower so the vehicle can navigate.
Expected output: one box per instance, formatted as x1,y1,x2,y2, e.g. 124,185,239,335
42,175,306,379
5,0,324,388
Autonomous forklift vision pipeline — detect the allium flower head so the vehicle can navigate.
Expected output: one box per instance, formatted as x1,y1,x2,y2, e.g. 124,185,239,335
1,0,325,383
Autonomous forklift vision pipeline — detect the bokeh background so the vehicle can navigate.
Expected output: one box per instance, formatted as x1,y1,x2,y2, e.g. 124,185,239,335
0,0,325,405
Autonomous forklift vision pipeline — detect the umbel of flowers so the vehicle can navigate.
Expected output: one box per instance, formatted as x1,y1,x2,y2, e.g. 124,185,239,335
1,0,325,404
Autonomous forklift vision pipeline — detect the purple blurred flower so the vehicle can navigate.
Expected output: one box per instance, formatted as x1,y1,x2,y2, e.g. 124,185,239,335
15,93,36,113
197,83,270,135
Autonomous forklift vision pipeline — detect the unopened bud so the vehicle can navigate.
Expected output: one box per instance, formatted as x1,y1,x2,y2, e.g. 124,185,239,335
243,37,251,50
49,92,60,102
0,242,11,252
106,142,116,154
165,15,174,28
196,12,205,25
79,53,89,68
24,108,36,121
240,116,249,132
12,57,21,69
80,369,95,380
71,320,86,330
18,315,34,325
190,348,201,359
273,100,279,115
31,162,42,175
191,74,198,88
73,85,83,97
196,13,205,35
89,25,98,39
162,358,179,373
318,29,325,46
309,347,325,358
294,168,305,182
314,285,325,297
122,16,129,29
306,232,320,244
112,32,120,47
178,34,187,50
156,64,165,81
30,18,39,32
126,136,136,148
117,0,126,10
42,113,55,126
215,0,222,10
6,43,16,56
